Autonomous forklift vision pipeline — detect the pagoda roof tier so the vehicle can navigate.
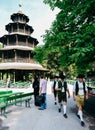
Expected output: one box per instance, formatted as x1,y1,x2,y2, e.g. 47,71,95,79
6,22,34,34
0,62,48,71
11,12,29,23
1,45,34,51
0,34,39,46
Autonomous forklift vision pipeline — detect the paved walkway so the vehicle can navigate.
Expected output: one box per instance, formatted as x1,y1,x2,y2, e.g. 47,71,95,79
0,81,92,130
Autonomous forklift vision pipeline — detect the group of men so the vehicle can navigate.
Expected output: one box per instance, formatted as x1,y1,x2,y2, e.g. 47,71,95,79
52,74,88,127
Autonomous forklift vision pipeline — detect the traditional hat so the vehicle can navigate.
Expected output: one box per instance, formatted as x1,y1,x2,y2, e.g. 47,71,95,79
77,74,85,78
59,74,66,79
55,74,59,78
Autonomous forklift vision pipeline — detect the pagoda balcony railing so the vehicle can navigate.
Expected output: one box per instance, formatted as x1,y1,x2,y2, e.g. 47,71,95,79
9,29,31,35
2,58,36,63
7,42,34,48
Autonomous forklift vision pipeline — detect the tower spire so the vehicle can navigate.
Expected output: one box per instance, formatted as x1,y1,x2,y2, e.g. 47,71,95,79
18,0,22,13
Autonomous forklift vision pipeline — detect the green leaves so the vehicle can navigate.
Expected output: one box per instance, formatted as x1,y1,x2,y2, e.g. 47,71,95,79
36,0,95,76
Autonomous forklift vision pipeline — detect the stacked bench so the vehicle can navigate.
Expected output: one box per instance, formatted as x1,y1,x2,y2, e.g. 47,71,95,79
0,91,34,117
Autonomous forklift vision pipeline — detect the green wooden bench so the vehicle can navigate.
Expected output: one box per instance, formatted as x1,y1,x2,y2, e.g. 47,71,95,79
0,90,13,95
0,97,7,117
0,92,34,117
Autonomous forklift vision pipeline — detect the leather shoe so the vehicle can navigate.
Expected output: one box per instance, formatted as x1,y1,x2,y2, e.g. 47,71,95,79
55,102,57,105
63,114,68,118
81,121,85,127
58,108,61,112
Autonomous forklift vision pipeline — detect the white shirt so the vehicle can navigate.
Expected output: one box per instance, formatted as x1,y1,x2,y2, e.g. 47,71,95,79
73,81,88,95
40,78,47,94
55,81,58,89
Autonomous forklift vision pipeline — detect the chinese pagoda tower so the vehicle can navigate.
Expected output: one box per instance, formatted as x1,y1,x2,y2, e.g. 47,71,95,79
0,9,46,82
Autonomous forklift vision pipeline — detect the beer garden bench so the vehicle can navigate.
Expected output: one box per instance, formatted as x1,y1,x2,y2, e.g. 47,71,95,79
0,92,34,117
0,90,13,95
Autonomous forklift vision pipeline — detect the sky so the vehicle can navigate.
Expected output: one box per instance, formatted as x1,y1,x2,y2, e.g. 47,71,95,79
0,0,59,45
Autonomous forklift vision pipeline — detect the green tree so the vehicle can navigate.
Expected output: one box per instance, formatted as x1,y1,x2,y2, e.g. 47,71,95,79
42,0,95,76
33,45,45,64
34,0,95,77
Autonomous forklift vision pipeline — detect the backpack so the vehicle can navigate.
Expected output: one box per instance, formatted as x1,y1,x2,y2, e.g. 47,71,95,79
75,81,86,95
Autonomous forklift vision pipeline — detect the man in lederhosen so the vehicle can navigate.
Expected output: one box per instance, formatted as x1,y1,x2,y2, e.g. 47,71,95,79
73,74,88,126
56,74,70,118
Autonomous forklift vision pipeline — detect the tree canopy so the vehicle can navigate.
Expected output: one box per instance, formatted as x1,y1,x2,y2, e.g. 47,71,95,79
34,0,95,77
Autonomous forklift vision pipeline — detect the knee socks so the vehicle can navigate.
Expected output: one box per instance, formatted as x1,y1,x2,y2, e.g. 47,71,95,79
63,105,66,114
79,110,83,121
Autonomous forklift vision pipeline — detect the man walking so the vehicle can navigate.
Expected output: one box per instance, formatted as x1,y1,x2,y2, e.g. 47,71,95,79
38,75,47,110
73,74,88,126
56,74,70,118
